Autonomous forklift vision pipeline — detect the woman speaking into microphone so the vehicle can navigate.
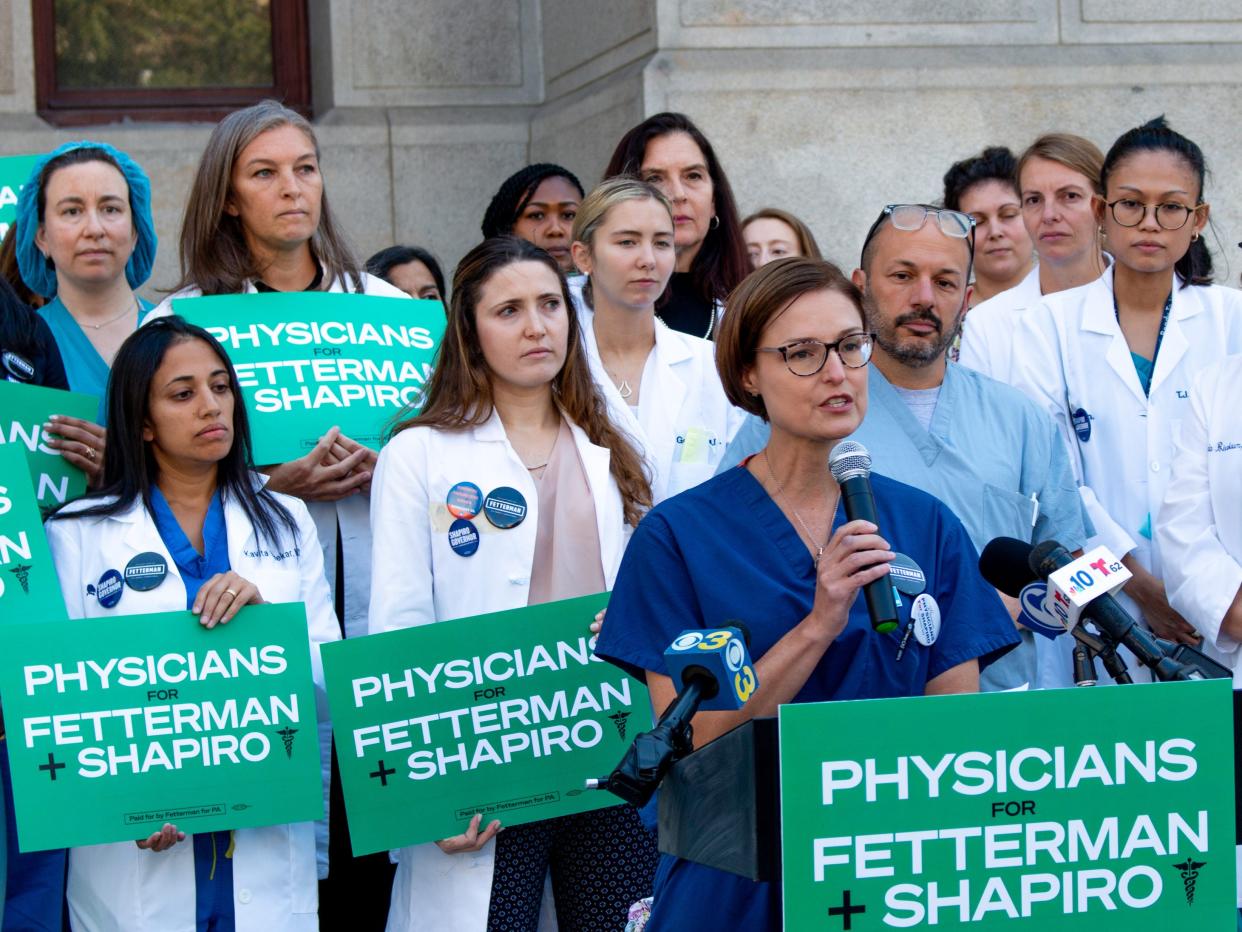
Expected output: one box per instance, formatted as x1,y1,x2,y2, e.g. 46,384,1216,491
594,257,1018,930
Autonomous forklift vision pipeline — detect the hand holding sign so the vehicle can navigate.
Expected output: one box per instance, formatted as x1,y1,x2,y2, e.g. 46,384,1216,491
263,426,372,502
324,431,378,495
135,822,185,852
192,570,264,628
435,811,501,855
43,414,106,486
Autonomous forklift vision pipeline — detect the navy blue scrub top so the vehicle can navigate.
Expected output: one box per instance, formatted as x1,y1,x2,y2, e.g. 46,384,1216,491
594,465,1019,932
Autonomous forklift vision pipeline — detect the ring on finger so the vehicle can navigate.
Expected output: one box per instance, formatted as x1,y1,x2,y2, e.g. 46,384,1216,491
222,588,239,600
85,446,96,461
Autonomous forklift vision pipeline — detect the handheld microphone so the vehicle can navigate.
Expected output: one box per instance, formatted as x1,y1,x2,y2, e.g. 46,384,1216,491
829,441,899,634
1028,540,1231,682
588,628,758,806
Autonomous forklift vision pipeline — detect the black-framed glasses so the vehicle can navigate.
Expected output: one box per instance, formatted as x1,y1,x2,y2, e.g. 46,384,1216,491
859,204,976,267
1106,198,1204,231
756,332,875,376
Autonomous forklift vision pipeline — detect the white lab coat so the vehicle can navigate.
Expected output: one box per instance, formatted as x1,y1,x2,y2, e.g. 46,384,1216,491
959,264,1042,380
575,303,745,504
43,484,342,932
368,410,629,931
150,271,411,641
1008,268,1242,637
960,257,1116,381
1157,355,1242,682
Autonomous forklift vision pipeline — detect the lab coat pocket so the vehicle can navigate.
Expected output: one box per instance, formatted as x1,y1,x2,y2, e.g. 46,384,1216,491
286,821,319,917
980,483,1035,542
673,426,721,465
669,426,722,495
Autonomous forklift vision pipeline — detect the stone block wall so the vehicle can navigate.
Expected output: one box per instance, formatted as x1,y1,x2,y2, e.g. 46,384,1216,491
2,0,1241,296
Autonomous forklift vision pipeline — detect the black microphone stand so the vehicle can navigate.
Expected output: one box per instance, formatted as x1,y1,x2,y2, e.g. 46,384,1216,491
1069,625,1133,686
1067,619,1227,684
586,673,718,807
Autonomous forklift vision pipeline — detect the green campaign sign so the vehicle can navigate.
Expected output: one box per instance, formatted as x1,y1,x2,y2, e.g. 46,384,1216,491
780,680,1236,930
0,154,38,241
0,602,324,851
174,291,446,463
323,593,649,854
0,444,67,622
0,381,97,508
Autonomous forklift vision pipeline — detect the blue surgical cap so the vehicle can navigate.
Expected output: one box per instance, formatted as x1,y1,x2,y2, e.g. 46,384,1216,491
15,140,158,298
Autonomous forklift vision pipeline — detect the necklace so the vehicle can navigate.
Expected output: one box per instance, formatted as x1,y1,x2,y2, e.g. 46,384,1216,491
614,377,633,399
763,451,836,564
72,295,140,331
655,304,714,340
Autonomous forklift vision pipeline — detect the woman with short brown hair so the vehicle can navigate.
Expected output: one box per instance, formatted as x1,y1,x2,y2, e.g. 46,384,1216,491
596,256,1018,931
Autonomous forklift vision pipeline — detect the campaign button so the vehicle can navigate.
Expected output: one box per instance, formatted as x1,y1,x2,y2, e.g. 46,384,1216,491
483,487,528,529
95,569,124,609
124,552,168,591
888,552,927,596
2,350,34,382
911,593,941,646
446,481,483,519
448,518,480,557
1072,408,1091,443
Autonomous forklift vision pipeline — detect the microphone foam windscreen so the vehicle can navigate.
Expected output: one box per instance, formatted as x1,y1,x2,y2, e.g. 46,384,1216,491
978,536,1038,597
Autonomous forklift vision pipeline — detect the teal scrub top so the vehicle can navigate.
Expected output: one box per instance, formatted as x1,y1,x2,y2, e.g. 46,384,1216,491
36,296,155,423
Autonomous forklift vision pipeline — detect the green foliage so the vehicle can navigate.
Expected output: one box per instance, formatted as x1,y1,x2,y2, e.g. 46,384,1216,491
55,0,273,90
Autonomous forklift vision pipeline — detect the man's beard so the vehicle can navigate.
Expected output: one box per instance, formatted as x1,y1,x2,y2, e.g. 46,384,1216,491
865,293,964,368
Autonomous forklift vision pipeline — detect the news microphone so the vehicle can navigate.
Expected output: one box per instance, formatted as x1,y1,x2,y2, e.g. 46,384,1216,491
829,441,899,634
1029,541,1230,682
980,536,1134,683
978,536,1037,598
588,628,757,807
978,536,1066,640
663,627,756,712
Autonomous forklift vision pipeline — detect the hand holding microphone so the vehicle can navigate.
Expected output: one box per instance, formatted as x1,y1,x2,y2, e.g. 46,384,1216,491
826,442,899,635
808,519,896,643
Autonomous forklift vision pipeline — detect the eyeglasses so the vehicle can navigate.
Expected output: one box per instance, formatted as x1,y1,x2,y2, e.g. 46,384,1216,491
859,204,976,267
1106,198,1204,231
756,332,875,376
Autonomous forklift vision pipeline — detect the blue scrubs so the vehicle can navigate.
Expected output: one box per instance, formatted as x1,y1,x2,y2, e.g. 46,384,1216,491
37,297,154,422
718,364,1090,690
595,466,1018,931
149,488,236,932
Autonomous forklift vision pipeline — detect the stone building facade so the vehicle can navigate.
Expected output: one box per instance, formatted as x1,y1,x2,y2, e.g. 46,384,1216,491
3,1,1240,295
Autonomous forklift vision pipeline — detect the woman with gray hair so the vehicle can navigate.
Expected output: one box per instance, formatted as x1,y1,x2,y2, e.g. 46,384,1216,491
150,99,410,928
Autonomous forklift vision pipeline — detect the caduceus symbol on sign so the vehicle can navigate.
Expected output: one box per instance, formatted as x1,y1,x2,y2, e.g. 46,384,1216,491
608,711,631,740
9,564,32,593
1173,858,1207,905
276,727,298,758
